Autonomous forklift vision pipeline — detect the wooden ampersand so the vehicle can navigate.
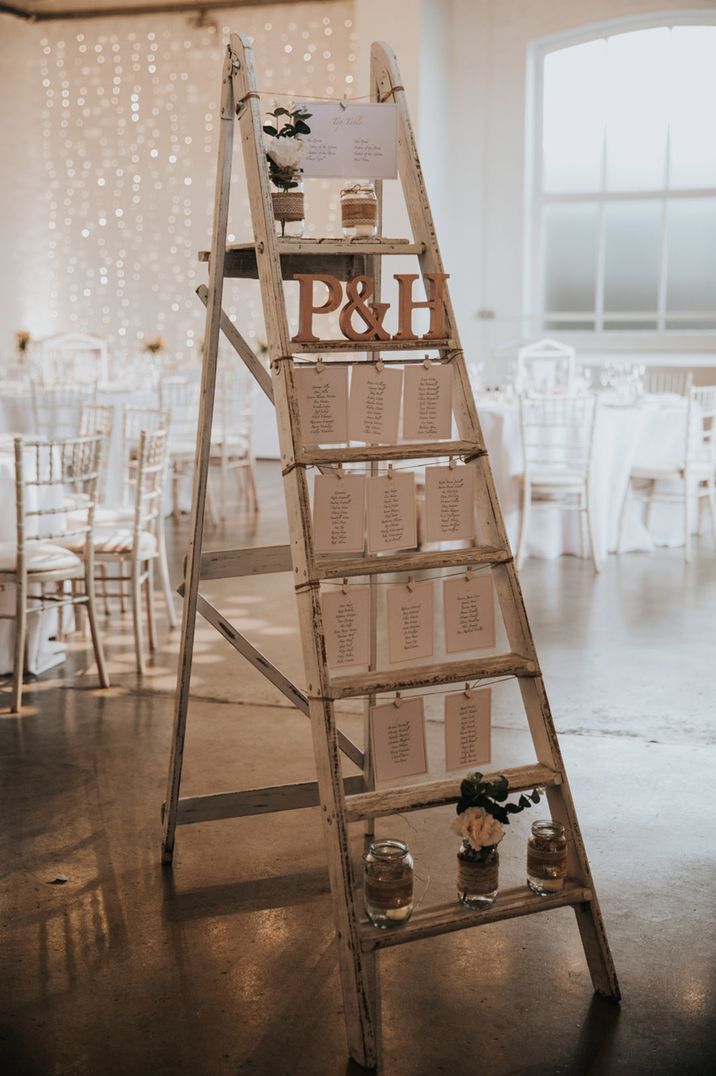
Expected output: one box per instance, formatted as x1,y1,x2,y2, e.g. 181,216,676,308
338,277,391,341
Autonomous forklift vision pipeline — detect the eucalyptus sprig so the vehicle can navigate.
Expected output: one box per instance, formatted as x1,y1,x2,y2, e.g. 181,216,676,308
262,106,312,139
456,771,541,825
264,106,312,192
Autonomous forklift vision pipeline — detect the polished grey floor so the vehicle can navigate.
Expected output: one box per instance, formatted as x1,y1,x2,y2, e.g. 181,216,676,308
1,462,715,1076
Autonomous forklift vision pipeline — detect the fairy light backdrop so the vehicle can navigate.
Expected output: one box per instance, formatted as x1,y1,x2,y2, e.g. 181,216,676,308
3,3,356,363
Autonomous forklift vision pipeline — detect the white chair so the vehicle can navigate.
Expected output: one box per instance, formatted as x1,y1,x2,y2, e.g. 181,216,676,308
158,376,200,518
643,369,693,396
517,394,600,572
618,386,716,562
31,380,96,439
78,402,114,503
517,338,576,396
38,331,109,384
210,364,259,517
93,428,169,674
90,406,176,629
0,435,110,713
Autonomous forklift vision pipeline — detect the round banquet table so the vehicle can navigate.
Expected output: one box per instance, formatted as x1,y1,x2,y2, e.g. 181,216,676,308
475,393,691,562
0,438,66,676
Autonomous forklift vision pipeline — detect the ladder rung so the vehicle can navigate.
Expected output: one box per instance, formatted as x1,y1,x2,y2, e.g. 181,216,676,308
316,545,510,579
328,653,538,699
359,883,593,952
291,338,457,353
298,440,483,466
345,764,559,822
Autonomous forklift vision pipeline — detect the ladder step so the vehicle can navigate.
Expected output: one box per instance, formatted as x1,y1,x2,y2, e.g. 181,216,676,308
359,883,593,951
200,239,426,281
328,653,538,699
291,338,457,353
298,440,483,466
345,764,559,822
316,545,510,579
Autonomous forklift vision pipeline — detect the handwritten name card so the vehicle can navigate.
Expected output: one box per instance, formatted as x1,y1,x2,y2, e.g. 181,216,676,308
443,574,496,654
313,474,366,554
295,365,348,445
366,472,417,553
424,464,476,543
322,587,370,668
300,102,398,179
402,363,453,440
444,689,491,772
371,697,428,783
387,580,434,664
348,364,403,444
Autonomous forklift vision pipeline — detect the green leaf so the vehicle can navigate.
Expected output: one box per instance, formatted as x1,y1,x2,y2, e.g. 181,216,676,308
263,125,278,136
273,107,289,116
279,124,294,137
294,120,311,135
530,788,541,803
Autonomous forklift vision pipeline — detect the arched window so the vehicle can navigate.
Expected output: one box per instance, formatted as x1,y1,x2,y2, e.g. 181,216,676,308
528,18,716,334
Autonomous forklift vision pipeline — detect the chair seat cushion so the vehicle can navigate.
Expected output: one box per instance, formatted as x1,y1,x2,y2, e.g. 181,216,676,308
94,505,134,525
0,540,82,573
631,461,713,481
525,468,586,488
94,528,158,557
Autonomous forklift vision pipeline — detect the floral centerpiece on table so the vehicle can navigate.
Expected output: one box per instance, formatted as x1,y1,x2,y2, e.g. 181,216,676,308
453,772,541,907
143,334,166,355
15,331,31,363
263,104,312,237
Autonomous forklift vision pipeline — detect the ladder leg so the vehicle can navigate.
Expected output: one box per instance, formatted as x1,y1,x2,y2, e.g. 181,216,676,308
161,47,235,865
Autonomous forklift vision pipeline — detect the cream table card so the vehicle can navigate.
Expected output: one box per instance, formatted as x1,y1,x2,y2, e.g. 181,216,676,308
371,697,428,783
366,472,417,552
386,579,434,664
321,586,370,668
313,473,366,554
402,363,453,440
295,365,349,445
443,573,495,654
300,102,398,179
348,364,403,444
424,463,476,543
444,689,491,771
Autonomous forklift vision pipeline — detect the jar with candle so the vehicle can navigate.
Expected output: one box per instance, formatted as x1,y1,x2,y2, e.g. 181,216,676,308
527,819,568,895
364,839,414,928
340,183,379,238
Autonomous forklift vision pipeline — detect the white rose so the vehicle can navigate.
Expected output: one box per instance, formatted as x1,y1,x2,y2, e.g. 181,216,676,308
451,806,504,851
266,135,306,171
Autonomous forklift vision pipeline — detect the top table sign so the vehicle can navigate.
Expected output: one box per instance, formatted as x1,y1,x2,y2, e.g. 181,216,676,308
300,102,398,179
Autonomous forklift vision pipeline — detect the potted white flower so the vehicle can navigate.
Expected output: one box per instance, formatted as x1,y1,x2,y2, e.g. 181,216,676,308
263,105,312,238
452,772,540,908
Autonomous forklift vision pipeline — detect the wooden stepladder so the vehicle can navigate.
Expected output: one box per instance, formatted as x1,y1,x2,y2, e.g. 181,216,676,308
162,33,620,1070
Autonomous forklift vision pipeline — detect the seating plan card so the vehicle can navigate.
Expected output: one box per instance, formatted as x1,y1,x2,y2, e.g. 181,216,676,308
300,102,398,179
443,573,496,654
424,463,476,543
444,689,491,771
386,579,434,664
366,472,417,552
402,363,453,440
370,697,428,783
321,586,370,668
313,473,366,554
348,364,403,444
294,365,349,445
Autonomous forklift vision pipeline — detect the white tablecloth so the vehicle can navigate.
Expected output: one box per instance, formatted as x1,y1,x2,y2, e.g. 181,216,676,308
476,394,690,562
0,439,66,675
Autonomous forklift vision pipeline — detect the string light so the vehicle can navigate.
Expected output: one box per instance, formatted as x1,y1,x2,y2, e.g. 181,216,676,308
36,5,355,359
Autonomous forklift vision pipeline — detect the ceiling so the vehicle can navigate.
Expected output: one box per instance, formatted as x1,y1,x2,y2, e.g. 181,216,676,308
1,0,323,20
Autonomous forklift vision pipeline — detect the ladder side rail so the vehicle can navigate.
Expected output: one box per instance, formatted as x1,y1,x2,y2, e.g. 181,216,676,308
196,284,274,402
161,47,237,865
371,40,619,1002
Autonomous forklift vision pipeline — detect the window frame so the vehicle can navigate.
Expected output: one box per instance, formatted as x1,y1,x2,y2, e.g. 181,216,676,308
524,10,716,344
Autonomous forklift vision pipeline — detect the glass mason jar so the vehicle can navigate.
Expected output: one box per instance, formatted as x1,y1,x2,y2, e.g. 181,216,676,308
456,840,499,908
271,179,305,238
364,839,414,929
340,183,378,238
527,819,568,895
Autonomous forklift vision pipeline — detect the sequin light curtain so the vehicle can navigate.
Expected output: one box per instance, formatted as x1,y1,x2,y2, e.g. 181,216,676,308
30,3,356,364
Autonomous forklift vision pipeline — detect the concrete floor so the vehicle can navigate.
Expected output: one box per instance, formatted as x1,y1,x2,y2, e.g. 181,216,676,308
1,461,715,1076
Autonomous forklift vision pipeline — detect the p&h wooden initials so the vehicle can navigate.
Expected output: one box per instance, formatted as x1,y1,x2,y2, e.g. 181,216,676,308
292,272,450,343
